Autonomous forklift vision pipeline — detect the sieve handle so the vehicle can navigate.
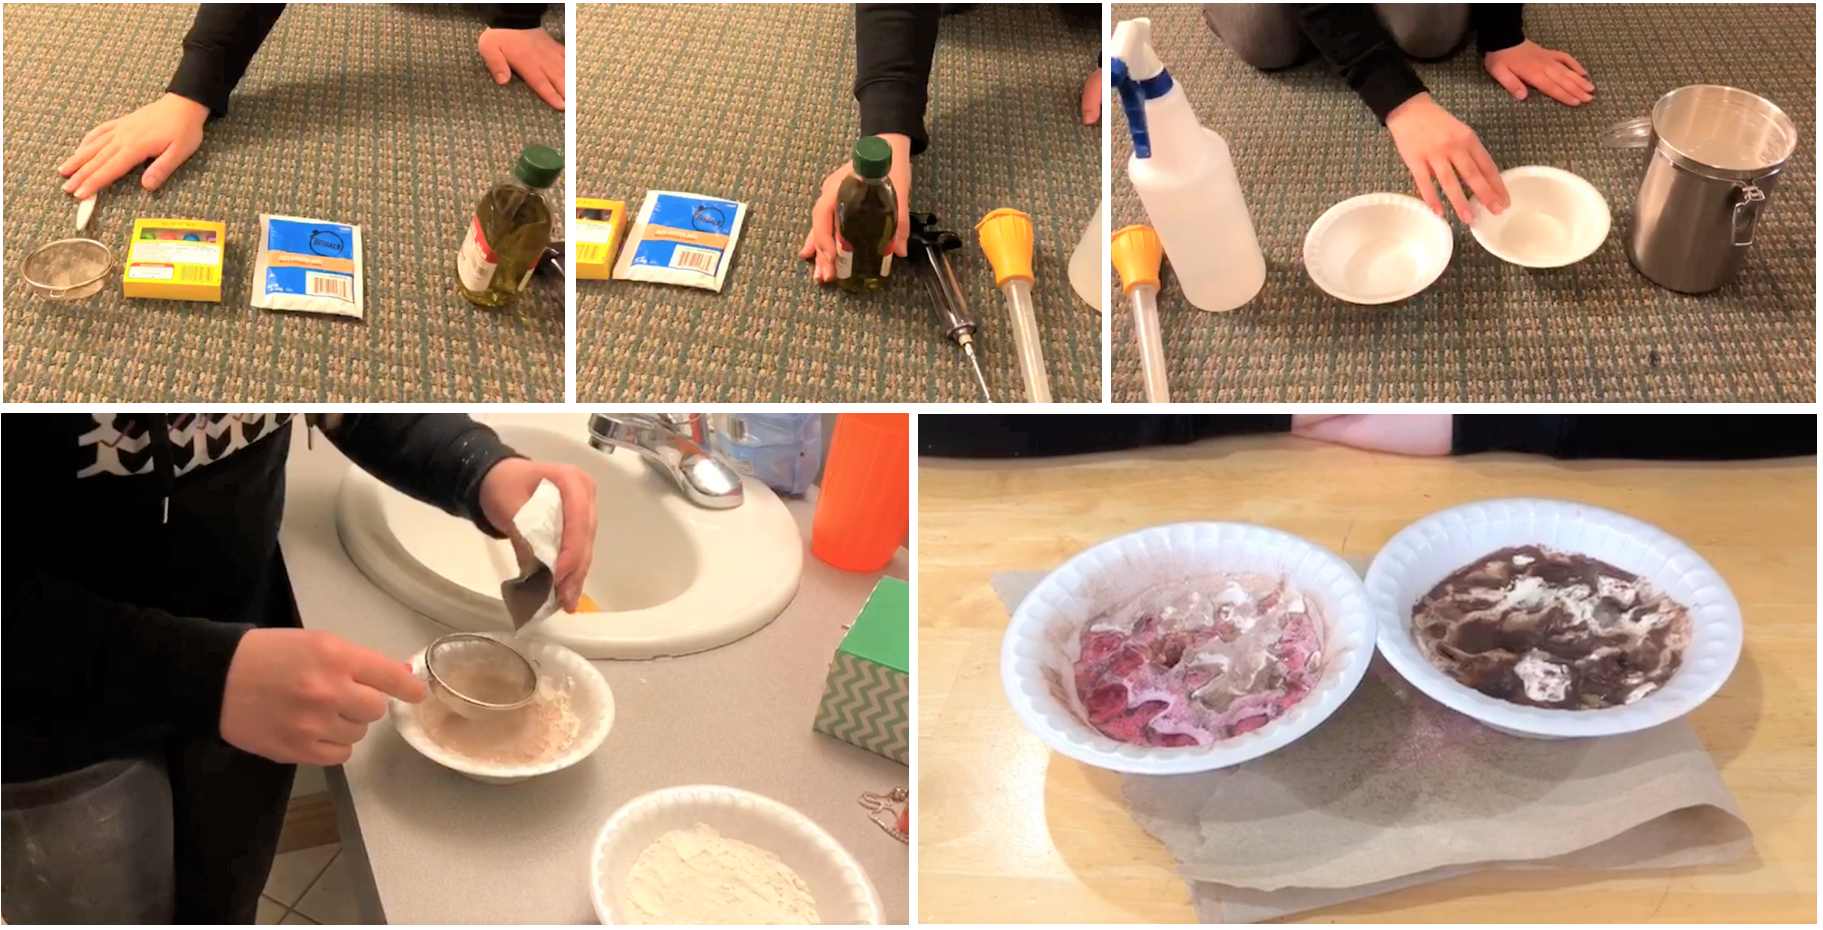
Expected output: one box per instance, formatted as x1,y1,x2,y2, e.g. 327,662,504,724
1603,116,1652,150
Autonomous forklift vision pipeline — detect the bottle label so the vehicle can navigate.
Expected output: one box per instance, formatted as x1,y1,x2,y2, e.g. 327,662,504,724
835,244,853,279
880,254,891,278
458,216,499,291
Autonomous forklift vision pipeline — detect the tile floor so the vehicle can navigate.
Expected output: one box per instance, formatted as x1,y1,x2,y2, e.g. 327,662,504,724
259,844,360,925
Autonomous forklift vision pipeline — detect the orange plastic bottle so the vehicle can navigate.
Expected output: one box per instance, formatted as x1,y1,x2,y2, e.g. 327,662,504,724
812,413,909,572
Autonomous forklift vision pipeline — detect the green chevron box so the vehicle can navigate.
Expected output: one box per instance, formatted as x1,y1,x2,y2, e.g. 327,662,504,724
814,577,909,765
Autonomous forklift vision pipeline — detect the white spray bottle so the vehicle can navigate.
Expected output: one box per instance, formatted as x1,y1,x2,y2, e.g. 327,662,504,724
1112,18,1265,312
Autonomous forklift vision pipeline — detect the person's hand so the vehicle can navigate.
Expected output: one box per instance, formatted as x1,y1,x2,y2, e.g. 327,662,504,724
1082,68,1102,124
801,132,912,283
59,94,208,201
478,27,566,111
221,628,426,766
1290,414,1454,456
1384,93,1509,224
1484,40,1593,107
478,457,597,611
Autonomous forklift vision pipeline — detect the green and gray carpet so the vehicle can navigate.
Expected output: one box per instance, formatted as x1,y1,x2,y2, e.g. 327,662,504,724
576,3,1102,402
3,3,565,401
1111,3,1816,402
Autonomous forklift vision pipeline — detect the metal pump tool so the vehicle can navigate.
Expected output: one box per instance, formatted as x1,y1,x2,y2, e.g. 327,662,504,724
908,212,992,401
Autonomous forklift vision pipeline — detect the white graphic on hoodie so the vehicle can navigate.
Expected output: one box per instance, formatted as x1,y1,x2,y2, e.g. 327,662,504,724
76,414,292,478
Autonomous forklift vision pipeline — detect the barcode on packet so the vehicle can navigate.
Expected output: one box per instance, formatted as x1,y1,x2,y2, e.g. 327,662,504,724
669,245,720,276
306,272,353,302
579,243,607,265
177,265,215,284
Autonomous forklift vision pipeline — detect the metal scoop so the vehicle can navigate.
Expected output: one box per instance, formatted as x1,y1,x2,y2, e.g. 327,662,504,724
422,633,537,720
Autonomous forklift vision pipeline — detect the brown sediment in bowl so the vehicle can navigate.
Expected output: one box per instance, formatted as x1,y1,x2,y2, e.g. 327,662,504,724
1413,545,1693,709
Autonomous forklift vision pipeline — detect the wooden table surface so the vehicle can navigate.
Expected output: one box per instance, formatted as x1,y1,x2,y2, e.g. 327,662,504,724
917,437,1817,923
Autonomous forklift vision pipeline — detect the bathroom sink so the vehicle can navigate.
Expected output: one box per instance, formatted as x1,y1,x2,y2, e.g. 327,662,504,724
336,413,804,659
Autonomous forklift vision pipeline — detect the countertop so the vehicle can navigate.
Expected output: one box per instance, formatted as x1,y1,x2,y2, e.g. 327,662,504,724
279,425,909,924
917,437,1816,923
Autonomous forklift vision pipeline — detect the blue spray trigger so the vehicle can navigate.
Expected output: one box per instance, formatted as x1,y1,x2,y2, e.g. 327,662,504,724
1111,58,1151,158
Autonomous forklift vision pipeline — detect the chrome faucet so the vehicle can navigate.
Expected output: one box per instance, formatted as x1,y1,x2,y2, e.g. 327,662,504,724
586,413,744,509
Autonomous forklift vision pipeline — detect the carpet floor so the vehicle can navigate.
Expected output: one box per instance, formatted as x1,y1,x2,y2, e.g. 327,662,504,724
3,3,565,402
1111,3,1816,402
576,2,1102,402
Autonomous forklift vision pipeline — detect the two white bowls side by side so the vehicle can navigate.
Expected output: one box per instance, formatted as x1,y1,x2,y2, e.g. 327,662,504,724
1002,501,1742,774
1302,166,1610,305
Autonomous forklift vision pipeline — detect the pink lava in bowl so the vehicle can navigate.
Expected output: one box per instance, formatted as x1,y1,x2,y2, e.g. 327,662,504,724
1002,523,1377,775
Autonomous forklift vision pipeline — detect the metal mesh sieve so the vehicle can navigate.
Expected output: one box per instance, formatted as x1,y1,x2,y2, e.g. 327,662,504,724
424,633,537,719
22,238,112,300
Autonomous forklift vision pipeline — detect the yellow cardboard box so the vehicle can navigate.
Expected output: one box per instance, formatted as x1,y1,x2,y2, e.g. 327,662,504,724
123,218,226,302
575,198,626,280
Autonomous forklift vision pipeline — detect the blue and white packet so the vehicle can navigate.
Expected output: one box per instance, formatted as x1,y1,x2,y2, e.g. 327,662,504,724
611,190,747,292
250,214,365,318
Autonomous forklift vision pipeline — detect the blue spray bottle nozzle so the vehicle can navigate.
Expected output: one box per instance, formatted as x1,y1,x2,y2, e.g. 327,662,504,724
1111,58,1151,159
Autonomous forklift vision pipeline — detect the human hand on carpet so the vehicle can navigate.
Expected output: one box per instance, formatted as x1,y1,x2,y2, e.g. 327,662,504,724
1385,93,1510,224
1484,40,1593,106
1082,68,1102,124
478,27,566,110
59,94,208,201
1290,414,1454,456
802,132,912,283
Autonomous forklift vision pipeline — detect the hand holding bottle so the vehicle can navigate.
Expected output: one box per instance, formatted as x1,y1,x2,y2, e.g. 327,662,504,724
802,133,911,283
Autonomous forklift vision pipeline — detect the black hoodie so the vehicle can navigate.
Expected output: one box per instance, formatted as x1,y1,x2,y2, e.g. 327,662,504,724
168,4,553,118
1,413,519,783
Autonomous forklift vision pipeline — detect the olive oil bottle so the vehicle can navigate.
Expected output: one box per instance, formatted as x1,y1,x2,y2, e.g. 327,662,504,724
458,144,562,308
835,136,897,293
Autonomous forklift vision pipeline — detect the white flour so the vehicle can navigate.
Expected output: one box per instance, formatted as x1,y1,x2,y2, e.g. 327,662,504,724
625,824,820,925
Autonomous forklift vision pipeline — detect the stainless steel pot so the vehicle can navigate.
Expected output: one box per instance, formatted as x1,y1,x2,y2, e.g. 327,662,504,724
1605,85,1797,294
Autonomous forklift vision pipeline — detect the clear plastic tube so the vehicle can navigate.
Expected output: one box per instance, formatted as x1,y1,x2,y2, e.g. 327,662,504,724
1001,278,1051,403
1129,284,1169,402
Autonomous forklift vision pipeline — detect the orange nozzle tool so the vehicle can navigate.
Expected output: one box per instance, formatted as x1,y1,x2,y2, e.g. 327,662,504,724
1110,224,1163,295
974,208,1034,287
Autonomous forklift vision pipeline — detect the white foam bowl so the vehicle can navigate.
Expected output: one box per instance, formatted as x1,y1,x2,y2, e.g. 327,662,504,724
1365,498,1742,740
1000,522,1377,775
1469,166,1610,267
589,785,883,925
389,633,615,784
1303,192,1453,304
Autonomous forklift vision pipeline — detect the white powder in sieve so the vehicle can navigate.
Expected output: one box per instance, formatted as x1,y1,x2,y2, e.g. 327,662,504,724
418,677,580,765
624,824,820,925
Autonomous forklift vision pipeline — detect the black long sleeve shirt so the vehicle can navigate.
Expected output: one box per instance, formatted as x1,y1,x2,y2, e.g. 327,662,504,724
1,413,521,782
167,3,551,118
919,415,1817,461
854,3,1098,155
1293,3,1525,122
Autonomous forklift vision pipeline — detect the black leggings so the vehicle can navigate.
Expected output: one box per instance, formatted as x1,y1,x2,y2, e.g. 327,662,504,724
2,736,294,923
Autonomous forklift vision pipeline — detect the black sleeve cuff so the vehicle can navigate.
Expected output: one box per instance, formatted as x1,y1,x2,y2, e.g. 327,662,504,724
920,415,1292,458
1451,416,1565,456
489,4,549,31
857,84,930,155
167,54,234,120
1474,4,1527,54
1357,50,1432,122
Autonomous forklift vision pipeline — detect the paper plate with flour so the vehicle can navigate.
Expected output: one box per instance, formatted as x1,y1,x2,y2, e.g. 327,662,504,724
590,785,882,924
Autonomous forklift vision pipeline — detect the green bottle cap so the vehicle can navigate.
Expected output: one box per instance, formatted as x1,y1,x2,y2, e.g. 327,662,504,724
851,136,892,179
514,144,563,188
